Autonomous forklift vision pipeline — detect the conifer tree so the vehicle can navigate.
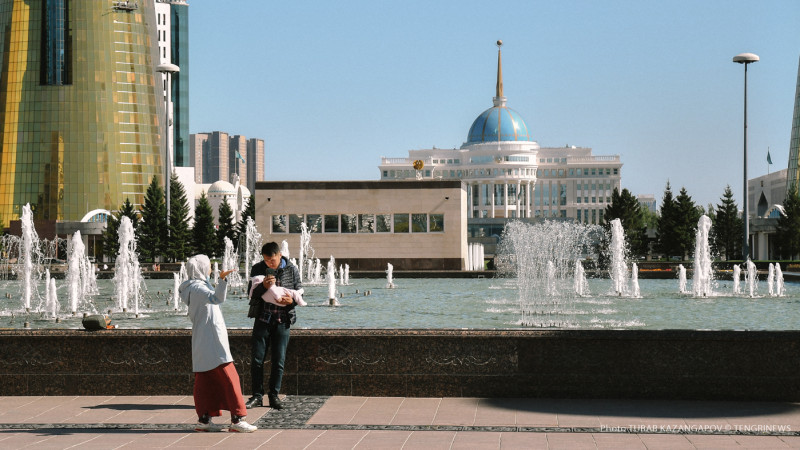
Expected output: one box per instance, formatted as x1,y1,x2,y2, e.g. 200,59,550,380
655,182,679,259
166,173,192,262
103,198,139,262
193,191,217,257
138,176,167,262
234,196,255,245
673,187,701,259
216,197,236,257
710,185,742,260
776,182,800,260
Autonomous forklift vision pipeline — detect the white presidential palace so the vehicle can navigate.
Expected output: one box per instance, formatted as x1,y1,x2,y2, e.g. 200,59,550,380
379,41,622,226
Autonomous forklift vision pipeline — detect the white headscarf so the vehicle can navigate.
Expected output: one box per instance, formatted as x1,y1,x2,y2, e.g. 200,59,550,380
185,255,212,281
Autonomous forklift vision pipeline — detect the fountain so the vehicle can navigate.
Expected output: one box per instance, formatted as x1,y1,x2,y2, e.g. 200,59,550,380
327,257,339,306
48,277,58,319
745,259,758,297
767,263,775,297
20,204,39,311
212,261,219,284
467,243,485,271
691,215,714,297
113,216,143,315
733,264,741,294
66,230,98,314
299,223,311,282
608,219,628,296
631,263,640,298
775,263,785,296
172,273,180,310
498,220,602,327
677,264,687,294
222,236,242,287
386,263,395,288
573,260,588,296
243,217,262,281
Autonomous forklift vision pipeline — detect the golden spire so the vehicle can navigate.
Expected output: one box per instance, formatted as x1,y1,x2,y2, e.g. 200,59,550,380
496,40,503,99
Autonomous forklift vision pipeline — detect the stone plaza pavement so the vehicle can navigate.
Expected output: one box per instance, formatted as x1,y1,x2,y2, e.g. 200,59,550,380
1,395,799,449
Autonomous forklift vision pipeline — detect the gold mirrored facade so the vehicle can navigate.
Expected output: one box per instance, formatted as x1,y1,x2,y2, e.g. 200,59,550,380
0,0,164,228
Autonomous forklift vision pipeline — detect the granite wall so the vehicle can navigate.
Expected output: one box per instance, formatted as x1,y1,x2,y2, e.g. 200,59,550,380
0,329,797,400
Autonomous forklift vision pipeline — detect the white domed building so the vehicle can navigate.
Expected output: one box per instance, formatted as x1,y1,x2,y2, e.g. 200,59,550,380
379,41,622,225
200,174,251,224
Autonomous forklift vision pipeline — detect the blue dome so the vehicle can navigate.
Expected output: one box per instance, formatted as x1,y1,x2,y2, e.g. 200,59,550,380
467,106,531,143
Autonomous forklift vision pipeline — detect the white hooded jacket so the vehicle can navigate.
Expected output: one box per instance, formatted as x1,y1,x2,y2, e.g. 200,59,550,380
179,255,232,372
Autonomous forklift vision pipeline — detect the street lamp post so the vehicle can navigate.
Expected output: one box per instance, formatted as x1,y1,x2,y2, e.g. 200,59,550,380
156,63,180,235
732,52,758,261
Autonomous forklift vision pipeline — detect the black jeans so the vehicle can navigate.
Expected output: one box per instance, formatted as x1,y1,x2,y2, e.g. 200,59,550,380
250,319,290,398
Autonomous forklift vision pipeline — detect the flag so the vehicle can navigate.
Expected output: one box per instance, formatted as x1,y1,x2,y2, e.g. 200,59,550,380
235,150,245,163
767,149,772,165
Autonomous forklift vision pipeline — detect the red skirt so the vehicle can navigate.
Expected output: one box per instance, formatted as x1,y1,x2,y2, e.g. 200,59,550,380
193,362,247,418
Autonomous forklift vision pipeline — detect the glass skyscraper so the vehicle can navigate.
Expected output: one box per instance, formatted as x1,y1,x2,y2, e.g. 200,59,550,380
786,56,800,192
0,0,165,229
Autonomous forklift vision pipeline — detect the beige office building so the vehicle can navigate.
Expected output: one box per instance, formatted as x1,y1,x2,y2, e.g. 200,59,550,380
254,181,467,270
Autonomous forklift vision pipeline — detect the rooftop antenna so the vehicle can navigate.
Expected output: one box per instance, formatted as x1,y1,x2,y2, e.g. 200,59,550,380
493,40,506,107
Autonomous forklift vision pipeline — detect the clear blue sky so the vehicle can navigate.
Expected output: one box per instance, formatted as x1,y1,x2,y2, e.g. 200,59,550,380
188,0,799,210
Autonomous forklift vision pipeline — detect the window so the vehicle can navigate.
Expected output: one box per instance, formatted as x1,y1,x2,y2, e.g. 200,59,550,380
341,214,357,233
289,214,304,233
394,214,409,233
324,215,339,233
358,214,375,233
412,214,427,232
430,214,444,232
376,214,391,232
306,214,322,233
272,215,288,233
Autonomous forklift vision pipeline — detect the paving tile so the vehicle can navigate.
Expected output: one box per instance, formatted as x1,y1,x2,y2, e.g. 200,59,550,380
474,399,517,426
592,432,647,449
402,430,457,449
545,432,598,450
307,396,365,424
452,430,501,448
354,430,414,448
431,397,478,426
498,431,549,449
732,434,792,448
390,397,440,425
636,433,696,449
305,430,371,449
779,435,800,448
350,397,404,425
260,429,327,449
684,433,742,449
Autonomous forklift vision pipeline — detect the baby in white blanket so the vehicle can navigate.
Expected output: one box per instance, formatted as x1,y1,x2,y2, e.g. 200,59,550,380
249,275,307,306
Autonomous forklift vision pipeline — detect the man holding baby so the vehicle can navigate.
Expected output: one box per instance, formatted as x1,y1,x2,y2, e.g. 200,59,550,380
245,242,302,410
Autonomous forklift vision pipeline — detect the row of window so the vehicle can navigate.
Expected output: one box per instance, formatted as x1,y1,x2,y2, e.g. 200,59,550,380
272,213,445,234
576,197,612,204
539,168,619,177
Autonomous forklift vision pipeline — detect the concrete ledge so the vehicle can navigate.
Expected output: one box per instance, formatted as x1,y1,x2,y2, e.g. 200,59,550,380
0,329,797,400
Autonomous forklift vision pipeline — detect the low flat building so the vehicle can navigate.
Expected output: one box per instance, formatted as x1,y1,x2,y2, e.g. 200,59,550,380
253,180,467,271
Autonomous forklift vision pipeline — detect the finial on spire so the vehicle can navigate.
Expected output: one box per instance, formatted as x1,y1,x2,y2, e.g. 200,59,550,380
496,40,503,99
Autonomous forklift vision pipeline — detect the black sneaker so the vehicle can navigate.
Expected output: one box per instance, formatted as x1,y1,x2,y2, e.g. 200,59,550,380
245,395,263,409
267,394,283,410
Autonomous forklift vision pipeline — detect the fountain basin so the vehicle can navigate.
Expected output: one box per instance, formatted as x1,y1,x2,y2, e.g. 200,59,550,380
0,328,797,401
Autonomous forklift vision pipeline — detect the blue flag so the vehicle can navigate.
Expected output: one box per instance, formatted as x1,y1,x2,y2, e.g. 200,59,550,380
767,149,772,165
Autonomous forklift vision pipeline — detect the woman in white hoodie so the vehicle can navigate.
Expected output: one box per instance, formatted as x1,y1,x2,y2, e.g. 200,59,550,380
179,254,256,433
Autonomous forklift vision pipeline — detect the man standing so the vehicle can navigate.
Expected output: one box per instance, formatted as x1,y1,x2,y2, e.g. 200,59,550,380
245,242,301,410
